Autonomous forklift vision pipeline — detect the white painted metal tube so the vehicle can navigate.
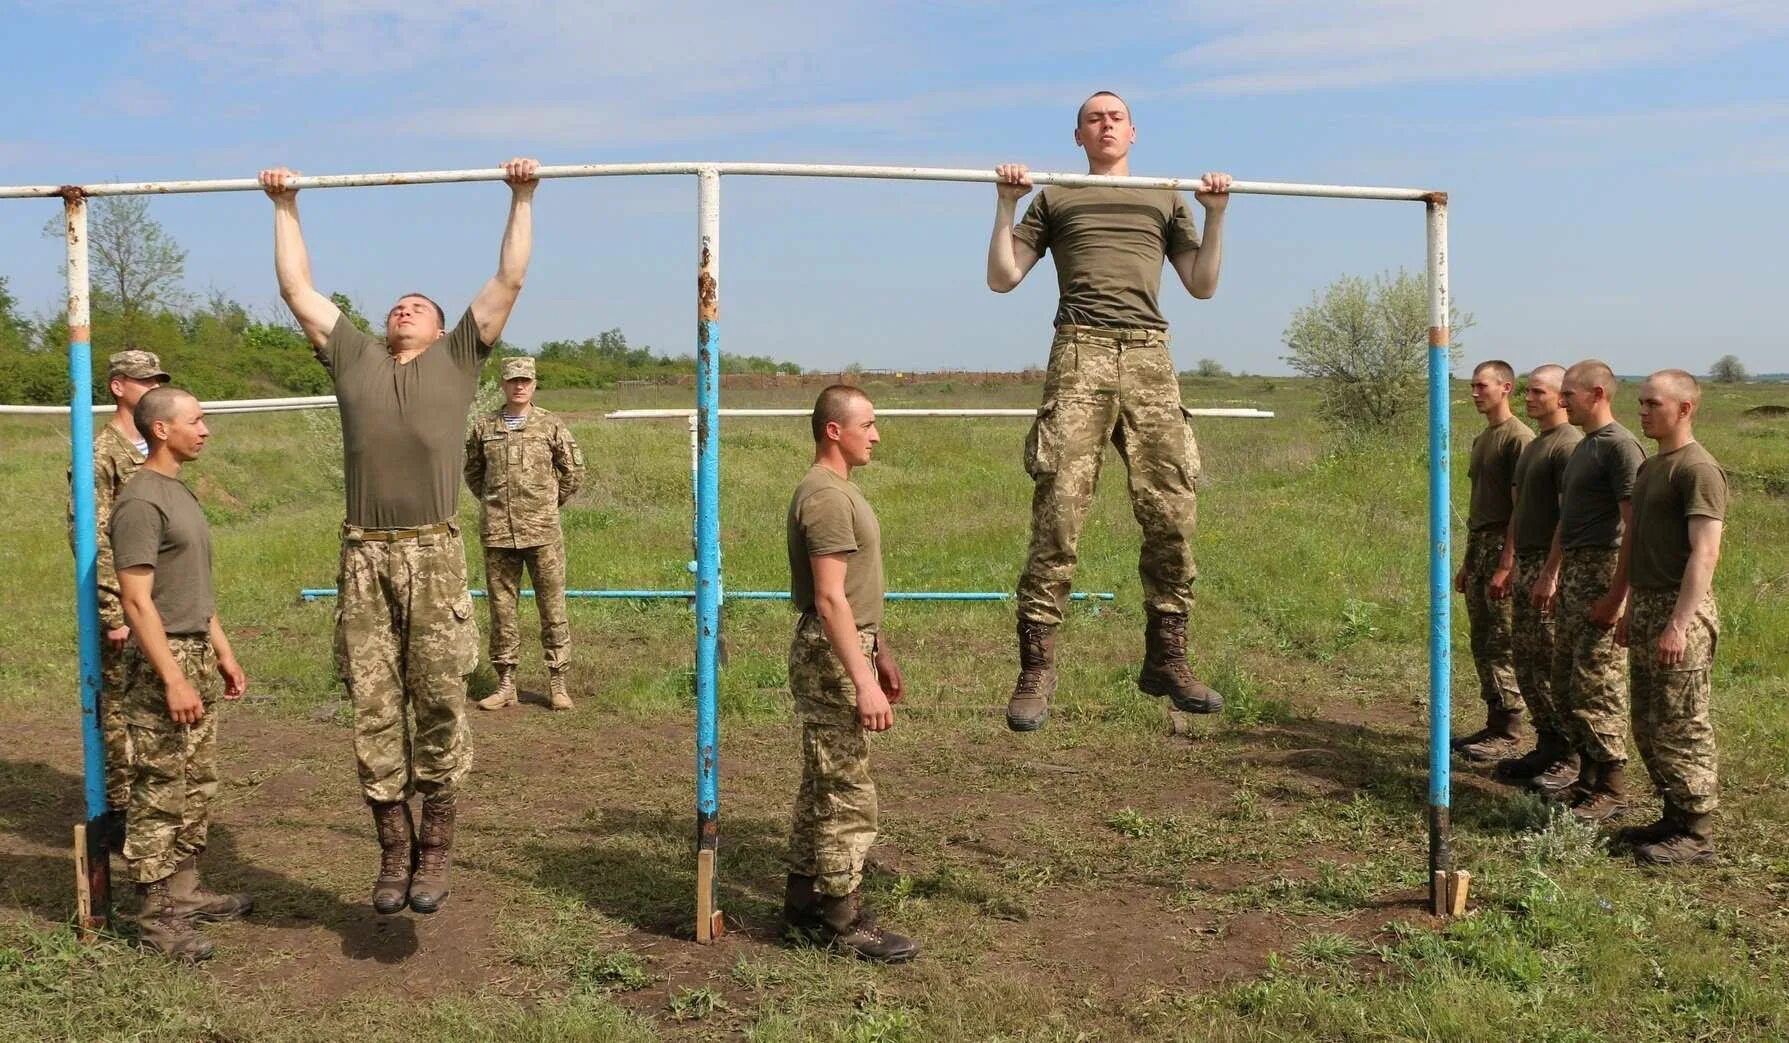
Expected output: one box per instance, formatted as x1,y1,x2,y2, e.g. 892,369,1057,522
1,163,1436,202
0,394,340,416
607,407,1276,419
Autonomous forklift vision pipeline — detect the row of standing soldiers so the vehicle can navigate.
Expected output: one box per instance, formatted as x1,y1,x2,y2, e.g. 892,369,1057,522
1455,359,1728,866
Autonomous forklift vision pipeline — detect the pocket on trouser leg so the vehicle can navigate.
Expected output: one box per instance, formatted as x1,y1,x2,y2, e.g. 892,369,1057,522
1178,406,1204,490
1024,403,1060,479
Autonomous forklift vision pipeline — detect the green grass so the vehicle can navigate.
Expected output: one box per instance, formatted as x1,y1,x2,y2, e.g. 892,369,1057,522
1,375,1786,1040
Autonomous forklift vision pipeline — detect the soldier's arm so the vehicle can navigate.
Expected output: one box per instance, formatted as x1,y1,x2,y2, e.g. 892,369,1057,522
470,158,540,347
208,614,247,700
1170,173,1231,300
259,168,342,350
874,631,904,705
118,565,204,726
1489,494,1519,599
90,454,129,635
1660,517,1723,666
1590,501,1636,627
464,424,486,499
553,422,583,504
987,164,1041,293
811,553,891,732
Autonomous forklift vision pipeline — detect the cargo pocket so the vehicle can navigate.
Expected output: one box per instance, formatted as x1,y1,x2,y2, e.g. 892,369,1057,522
1179,406,1204,489
1025,403,1061,479
451,593,480,676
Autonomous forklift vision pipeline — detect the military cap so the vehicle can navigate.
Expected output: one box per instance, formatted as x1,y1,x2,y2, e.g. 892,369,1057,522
500,356,537,381
107,350,170,382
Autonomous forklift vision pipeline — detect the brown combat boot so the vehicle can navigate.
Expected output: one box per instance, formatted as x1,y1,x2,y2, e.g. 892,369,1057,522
1529,750,1582,796
166,854,253,923
408,794,456,914
1568,760,1628,822
1635,811,1716,867
548,668,574,711
782,873,821,936
1137,612,1224,714
813,889,919,963
1457,708,1523,762
477,666,518,711
1006,620,1058,732
136,877,215,962
1494,727,1562,782
370,800,414,914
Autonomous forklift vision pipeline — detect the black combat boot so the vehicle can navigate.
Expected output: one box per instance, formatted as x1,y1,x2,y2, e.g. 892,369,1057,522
1615,800,1678,849
408,794,456,914
1006,620,1058,732
370,800,414,914
1457,708,1524,762
1137,611,1223,714
1494,727,1562,782
782,873,821,937
814,889,919,964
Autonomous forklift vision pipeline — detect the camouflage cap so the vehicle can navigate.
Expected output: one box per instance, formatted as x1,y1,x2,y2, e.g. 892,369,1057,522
107,350,170,382
500,356,537,382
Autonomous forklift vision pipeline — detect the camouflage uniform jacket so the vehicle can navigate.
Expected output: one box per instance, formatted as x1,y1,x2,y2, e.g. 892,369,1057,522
464,407,583,548
67,423,147,630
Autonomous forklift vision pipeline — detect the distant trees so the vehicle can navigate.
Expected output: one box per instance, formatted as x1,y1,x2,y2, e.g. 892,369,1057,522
1193,358,1229,378
1709,354,1748,383
1282,269,1471,429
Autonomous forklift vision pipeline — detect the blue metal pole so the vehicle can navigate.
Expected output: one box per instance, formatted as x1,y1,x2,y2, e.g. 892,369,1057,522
1425,196,1454,913
63,191,111,929
693,168,724,941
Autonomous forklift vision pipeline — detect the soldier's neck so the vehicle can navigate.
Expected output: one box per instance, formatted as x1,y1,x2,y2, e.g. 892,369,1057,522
143,451,182,479
1483,402,1514,426
503,402,533,418
813,450,851,480
1538,411,1570,432
1655,427,1695,454
109,410,142,443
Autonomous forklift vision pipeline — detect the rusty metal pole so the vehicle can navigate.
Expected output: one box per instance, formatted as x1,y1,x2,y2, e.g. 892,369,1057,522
692,168,724,942
62,188,111,932
1426,193,1459,915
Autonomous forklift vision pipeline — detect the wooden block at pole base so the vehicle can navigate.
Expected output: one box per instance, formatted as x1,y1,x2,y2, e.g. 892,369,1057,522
1431,870,1447,916
695,848,723,943
1448,870,1472,917
73,824,94,939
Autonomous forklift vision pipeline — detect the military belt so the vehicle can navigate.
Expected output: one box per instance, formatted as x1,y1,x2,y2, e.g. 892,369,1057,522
342,521,457,543
1056,324,1168,344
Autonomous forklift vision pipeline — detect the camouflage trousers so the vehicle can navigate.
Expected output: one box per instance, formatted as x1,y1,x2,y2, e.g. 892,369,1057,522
120,635,220,885
1629,589,1720,814
101,638,138,811
785,613,878,898
1511,550,1563,736
484,539,571,671
1550,547,1628,765
1462,529,1523,714
335,523,478,805
1016,326,1201,626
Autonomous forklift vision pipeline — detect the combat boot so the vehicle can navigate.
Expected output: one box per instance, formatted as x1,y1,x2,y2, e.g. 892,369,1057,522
813,889,919,963
1137,612,1224,714
408,794,456,914
478,666,518,711
1635,812,1716,867
782,873,822,937
1457,708,1523,762
1615,802,1678,850
370,800,414,914
1494,728,1563,783
1528,750,1581,796
1568,760,1628,823
548,668,574,711
136,877,214,963
166,854,253,923
1006,620,1058,732
104,807,128,852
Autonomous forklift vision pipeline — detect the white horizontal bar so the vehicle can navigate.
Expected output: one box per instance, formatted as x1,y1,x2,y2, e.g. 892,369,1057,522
0,162,1436,203
0,394,339,416
607,407,1275,419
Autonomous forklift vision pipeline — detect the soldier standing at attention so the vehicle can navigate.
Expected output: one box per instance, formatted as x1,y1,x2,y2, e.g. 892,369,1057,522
1549,359,1646,821
69,349,170,846
111,387,251,961
1452,360,1534,761
260,158,540,916
465,355,584,711
1616,370,1727,865
1493,364,1585,789
780,386,918,963
988,91,1232,731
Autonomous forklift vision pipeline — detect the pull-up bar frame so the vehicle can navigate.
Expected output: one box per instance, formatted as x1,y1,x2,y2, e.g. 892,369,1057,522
9,161,1454,936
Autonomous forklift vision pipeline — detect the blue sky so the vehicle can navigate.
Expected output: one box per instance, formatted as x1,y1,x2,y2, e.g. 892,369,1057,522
2,1,1786,376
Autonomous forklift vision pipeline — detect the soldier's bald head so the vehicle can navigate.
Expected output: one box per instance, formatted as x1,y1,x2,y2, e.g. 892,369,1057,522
811,385,873,443
133,386,198,446
1646,368,1701,405
1529,364,1566,391
1565,359,1618,394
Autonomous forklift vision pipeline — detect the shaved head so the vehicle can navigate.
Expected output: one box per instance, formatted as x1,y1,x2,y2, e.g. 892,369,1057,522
1474,359,1515,385
811,384,873,443
1077,90,1130,123
1646,368,1701,404
1529,364,1566,390
1565,359,1617,394
133,386,198,447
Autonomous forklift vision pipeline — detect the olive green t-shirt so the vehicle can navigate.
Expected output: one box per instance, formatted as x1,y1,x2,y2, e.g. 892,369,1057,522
1629,441,1728,591
1558,421,1647,550
787,465,884,631
318,309,491,528
1012,186,1202,331
1511,422,1584,552
1467,415,1534,532
109,469,215,635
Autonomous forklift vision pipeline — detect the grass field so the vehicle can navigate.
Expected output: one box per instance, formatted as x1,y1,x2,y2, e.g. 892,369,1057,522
1,375,1785,1041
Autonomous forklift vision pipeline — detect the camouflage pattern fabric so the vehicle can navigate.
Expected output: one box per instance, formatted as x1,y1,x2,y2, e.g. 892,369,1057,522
120,635,220,884
334,524,478,804
785,614,878,898
464,407,583,550
1628,588,1720,814
101,641,138,810
1462,529,1523,713
484,539,571,670
1015,326,1201,626
1549,546,1628,765
1510,549,1562,736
